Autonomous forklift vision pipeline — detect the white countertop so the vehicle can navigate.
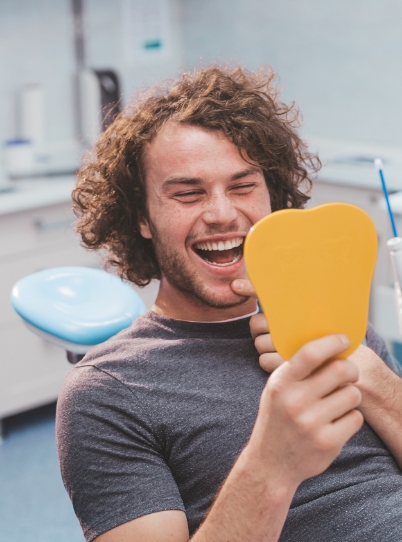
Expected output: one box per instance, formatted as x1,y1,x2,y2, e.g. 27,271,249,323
0,176,76,216
308,136,402,191
1,136,402,216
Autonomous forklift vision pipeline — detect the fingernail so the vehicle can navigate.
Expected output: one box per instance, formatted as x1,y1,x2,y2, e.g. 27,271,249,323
341,335,350,347
232,279,243,290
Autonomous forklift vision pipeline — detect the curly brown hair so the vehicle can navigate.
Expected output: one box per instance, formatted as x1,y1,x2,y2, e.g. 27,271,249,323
73,65,320,286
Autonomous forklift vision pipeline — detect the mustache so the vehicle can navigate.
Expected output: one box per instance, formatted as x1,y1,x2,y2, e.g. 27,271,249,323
187,226,249,242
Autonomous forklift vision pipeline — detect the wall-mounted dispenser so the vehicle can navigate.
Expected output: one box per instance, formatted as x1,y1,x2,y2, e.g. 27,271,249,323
78,69,121,147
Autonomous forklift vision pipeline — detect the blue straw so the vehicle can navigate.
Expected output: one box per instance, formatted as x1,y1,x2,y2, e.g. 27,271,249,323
375,158,398,238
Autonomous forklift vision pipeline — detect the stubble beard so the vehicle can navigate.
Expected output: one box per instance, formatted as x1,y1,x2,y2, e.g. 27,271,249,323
150,227,248,310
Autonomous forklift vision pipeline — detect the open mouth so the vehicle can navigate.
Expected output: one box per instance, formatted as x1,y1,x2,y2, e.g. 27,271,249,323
193,237,244,267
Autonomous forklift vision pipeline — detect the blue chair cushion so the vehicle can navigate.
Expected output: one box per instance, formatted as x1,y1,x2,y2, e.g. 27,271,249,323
11,266,146,345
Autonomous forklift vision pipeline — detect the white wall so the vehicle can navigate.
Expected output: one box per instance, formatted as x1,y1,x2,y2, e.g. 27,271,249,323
2,1,402,153
182,0,402,147
0,0,183,157
85,0,183,101
0,0,75,145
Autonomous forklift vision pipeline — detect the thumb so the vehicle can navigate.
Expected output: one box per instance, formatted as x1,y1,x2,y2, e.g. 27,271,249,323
232,279,258,299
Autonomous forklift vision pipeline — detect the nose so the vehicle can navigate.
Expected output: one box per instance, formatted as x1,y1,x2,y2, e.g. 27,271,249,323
202,191,238,227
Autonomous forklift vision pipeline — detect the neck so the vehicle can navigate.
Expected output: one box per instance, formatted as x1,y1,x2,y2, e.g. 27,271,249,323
152,277,258,322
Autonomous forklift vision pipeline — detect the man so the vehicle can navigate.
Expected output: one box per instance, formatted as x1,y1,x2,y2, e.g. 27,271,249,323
56,66,402,542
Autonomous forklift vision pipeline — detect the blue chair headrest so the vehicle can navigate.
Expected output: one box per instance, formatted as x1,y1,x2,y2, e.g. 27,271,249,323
11,267,146,346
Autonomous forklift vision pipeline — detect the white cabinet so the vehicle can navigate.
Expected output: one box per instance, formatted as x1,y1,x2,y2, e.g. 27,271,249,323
0,198,159,423
0,201,101,420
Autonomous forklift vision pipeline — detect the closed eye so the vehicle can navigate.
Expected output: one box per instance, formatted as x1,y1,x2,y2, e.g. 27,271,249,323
172,190,204,203
230,183,257,193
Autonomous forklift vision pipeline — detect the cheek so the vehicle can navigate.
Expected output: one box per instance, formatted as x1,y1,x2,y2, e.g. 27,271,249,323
242,195,271,223
152,206,195,243
260,185,272,213
258,188,272,217
239,181,271,215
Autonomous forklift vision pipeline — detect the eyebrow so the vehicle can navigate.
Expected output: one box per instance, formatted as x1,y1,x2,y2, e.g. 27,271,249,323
161,167,261,189
231,167,261,181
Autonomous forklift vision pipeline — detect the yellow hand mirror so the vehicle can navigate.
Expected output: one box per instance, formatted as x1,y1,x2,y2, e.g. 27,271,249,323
244,203,378,360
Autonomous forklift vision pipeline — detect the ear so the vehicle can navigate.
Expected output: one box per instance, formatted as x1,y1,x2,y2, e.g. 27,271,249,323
139,218,152,239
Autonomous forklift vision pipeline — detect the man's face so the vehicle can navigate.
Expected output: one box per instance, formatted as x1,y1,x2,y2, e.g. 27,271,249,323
140,122,271,319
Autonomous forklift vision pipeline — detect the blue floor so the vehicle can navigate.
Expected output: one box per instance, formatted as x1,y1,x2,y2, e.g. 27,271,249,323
0,403,84,542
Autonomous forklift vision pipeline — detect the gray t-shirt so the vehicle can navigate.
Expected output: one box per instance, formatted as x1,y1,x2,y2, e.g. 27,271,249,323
56,311,402,541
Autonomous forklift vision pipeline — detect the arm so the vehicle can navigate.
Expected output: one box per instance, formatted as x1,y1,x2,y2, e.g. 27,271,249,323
349,345,402,469
96,331,362,541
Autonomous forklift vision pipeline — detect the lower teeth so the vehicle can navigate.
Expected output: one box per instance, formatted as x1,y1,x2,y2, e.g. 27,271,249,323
204,253,242,266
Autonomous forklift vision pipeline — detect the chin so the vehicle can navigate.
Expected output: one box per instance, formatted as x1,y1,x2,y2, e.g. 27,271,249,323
195,286,249,310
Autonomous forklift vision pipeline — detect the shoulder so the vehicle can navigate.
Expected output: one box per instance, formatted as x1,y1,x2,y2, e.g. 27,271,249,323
56,312,155,431
57,310,172,433
56,354,161,469
67,310,165,384
56,364,134,441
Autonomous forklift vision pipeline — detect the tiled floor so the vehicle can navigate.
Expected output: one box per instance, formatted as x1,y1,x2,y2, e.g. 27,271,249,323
0,403,84,542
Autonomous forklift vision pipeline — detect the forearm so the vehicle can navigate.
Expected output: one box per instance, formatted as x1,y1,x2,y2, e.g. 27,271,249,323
192,445,295,542
357,353,402,469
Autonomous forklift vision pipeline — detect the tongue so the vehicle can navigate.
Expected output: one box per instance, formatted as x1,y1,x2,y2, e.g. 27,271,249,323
206,248,236,264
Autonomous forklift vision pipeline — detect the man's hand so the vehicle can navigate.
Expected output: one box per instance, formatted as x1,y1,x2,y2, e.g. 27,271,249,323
249,312,284,372
232,278,284,372
232,278,364,487
232,278,402,471
248,334,363,486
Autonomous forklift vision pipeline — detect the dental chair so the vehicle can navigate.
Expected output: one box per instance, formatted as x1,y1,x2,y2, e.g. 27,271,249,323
10,266,146,363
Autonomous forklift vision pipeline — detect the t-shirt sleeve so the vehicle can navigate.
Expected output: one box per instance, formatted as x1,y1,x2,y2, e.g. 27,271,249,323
56,364,185,542
364,322,402,376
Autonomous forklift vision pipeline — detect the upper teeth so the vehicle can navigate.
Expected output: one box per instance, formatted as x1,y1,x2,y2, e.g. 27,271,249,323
194,237,243,251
